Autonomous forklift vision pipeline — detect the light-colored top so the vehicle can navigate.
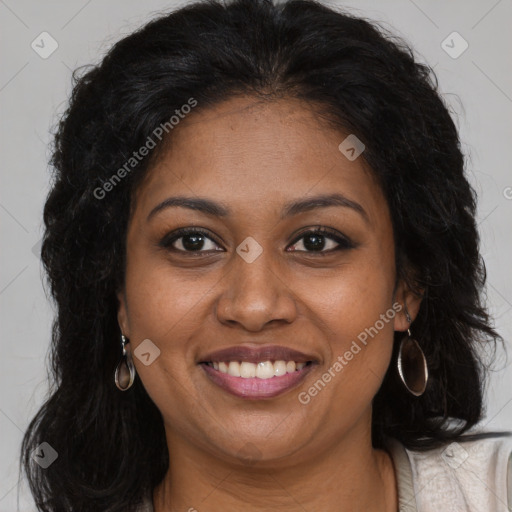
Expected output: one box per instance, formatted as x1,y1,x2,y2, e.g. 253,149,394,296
136,435,512,511
386,435,512,511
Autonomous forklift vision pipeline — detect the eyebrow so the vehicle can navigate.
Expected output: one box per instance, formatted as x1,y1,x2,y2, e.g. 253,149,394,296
147,193,370,224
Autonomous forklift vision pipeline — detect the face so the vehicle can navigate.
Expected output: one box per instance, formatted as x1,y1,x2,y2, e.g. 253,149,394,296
117,96,421,467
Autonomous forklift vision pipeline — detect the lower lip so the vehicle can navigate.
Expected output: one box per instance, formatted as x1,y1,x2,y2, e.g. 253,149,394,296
200,363,315,399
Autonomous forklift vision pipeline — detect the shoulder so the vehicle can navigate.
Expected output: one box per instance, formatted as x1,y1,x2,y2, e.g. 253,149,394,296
403,434,512,512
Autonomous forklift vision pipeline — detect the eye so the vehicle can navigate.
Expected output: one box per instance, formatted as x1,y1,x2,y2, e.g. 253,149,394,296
159,226,356,255
159,227,223,254
287,227,355,254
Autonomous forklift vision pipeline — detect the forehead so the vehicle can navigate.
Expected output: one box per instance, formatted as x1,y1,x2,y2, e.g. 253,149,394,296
133,96,388,227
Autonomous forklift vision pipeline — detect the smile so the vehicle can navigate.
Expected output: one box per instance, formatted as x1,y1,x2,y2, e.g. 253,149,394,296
209,360,309,378
200,359,316,399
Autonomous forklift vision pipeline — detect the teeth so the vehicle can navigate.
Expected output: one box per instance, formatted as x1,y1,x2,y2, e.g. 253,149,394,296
273,360,287,376
228,361,240,376
212,360,309,378
240,361,256,378
286,361,296,373
256,361,274,379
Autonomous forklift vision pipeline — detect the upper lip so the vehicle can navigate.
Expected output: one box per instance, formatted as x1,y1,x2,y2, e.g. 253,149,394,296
198,344,318,364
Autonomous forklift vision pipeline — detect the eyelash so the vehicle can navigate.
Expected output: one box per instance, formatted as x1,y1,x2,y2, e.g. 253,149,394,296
159,226,356,256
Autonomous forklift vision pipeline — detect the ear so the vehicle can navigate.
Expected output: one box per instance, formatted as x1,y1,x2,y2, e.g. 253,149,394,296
116,288,130,338
393,278,423,332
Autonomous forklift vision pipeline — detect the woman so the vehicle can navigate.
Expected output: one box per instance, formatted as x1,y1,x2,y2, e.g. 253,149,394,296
21,0,511,511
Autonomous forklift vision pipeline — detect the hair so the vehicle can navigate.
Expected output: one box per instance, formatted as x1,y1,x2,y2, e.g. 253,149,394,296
20,0,506,510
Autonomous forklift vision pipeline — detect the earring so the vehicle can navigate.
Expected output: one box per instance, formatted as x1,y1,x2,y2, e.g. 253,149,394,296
114,334,136,391
397,309,428,397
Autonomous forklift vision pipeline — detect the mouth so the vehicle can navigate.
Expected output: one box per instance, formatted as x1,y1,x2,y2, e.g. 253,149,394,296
198,345,319,399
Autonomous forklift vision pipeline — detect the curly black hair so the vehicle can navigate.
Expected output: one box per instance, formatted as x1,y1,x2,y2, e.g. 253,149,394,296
20,0,505,510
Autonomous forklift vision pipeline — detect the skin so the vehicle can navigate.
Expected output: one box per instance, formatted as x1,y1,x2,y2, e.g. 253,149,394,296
117,95,422,512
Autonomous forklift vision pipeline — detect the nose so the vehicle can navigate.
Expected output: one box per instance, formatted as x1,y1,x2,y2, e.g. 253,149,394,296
215,249,297,332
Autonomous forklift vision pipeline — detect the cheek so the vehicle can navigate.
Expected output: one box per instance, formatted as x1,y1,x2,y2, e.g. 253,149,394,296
305,249,396,394
122,252,208,417
122,245,215,399
124,246,208,340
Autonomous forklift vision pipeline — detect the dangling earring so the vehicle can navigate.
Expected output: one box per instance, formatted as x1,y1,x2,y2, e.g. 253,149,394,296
114,334,136,391
397,308,428,397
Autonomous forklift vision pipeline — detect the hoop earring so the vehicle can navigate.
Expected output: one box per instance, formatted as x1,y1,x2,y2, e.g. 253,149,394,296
397,309,428,397
114,334,136,391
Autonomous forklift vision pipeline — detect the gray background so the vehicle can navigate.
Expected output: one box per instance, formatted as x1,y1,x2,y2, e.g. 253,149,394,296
1,0,511,510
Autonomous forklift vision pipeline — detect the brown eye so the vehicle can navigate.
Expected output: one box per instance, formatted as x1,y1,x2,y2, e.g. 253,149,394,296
287,228,355,254
159,228,223,253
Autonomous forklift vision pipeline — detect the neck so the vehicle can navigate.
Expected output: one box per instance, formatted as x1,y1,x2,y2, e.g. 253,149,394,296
153,423,397,512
